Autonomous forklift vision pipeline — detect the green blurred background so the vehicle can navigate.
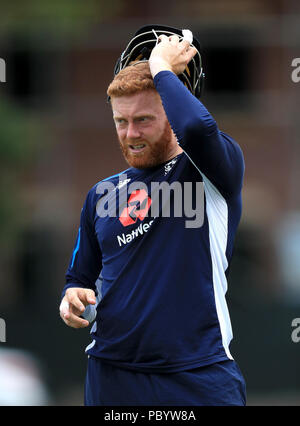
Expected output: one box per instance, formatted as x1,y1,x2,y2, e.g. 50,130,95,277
1,0,300,405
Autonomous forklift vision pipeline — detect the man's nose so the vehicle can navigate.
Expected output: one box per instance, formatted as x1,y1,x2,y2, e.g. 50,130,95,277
126,122,141,139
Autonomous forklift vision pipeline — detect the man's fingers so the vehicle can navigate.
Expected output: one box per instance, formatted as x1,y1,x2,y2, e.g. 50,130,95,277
75,288,96,306
186,46,197,62
63,311,89,329
71,297,85,313
156,34,197,64
157,34,169,44
67,289,86,312
83,289,96,305
180,39,192,50
169,35,180,45
59,299,70,317
60,300,90,328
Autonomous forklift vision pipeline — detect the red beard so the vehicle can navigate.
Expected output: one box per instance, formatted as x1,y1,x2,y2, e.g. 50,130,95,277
119,121,174,169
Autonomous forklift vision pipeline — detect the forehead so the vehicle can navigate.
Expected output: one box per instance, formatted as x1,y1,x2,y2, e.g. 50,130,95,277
111,90,164,118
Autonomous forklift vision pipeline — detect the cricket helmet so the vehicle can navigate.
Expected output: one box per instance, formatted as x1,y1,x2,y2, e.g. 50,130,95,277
113,24,205,98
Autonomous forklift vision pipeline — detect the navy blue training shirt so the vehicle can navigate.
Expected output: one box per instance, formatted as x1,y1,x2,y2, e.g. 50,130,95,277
63,70,245,373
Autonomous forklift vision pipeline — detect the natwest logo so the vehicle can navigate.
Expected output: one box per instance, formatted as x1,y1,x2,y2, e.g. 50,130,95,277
119,189,151,227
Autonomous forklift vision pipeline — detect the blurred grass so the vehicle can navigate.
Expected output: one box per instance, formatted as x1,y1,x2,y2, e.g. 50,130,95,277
0,0,124,36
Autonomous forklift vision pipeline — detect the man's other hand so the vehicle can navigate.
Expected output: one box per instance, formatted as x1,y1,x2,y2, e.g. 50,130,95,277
59,288,96,328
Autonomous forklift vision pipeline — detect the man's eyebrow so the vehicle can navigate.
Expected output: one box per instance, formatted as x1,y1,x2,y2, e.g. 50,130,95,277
113,115,126,120
113,113,155,119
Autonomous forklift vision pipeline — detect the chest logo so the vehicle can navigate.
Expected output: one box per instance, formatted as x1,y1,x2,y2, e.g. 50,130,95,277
119,189,152,227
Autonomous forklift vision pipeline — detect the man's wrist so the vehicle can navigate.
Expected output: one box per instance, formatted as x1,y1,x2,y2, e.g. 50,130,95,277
149,57,173,78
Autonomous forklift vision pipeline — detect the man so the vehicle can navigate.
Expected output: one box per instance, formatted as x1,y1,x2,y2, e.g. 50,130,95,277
59,25,246,406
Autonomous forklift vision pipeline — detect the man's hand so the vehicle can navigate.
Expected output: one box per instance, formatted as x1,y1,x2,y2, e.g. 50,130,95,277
149,34,197,78
59,287,96,329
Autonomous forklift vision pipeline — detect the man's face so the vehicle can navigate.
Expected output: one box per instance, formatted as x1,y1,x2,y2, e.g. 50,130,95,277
111,90,181,169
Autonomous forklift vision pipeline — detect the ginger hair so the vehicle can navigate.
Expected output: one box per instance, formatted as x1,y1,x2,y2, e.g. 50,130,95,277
107,61,156,99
